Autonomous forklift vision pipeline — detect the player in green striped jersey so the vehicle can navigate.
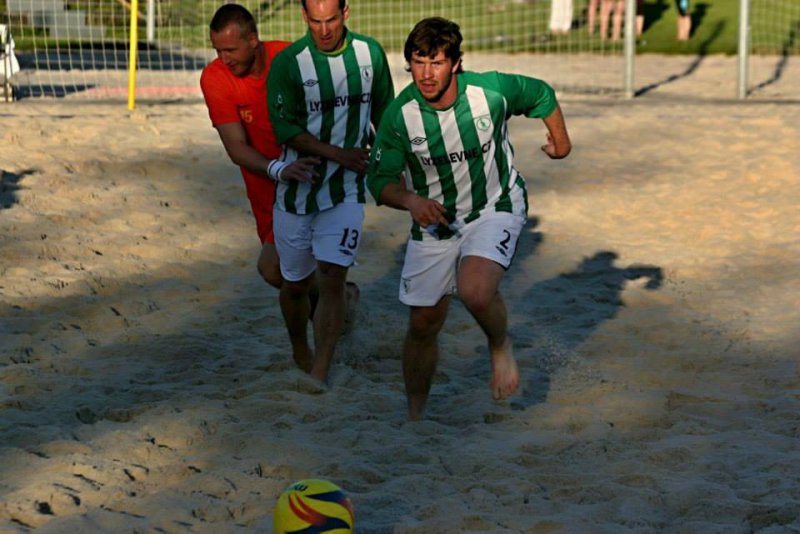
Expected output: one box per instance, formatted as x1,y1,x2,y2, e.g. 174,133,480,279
266,0,394,382
367,17,571,420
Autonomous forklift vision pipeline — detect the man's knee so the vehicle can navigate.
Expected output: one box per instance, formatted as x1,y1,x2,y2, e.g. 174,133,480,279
316,261,348,291
257,245,282,288
458,286,495,315
282,277,312,299
257,260,282,288
408,306,447,338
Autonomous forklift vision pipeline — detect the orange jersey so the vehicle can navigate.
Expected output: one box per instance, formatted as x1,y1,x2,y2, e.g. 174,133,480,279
200,40,289,243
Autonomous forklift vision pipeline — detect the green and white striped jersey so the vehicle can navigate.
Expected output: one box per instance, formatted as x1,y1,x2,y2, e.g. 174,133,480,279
267,29,394,214
367,71,557,240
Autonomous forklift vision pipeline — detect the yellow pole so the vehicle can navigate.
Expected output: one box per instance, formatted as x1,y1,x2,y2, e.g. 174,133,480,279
127,0,139,110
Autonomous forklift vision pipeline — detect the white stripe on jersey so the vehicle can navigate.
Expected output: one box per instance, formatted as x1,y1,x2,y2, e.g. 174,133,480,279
297,47,322,139
401,100,443,202
288,47,320,213
352,40,372,148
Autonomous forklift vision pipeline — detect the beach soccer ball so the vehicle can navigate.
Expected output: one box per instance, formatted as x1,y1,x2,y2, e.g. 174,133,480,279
273,479,354,534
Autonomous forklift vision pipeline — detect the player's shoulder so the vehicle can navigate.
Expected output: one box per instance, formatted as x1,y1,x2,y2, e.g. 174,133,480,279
462,70,547,94
264,40,291,55
270,36,306,62
200,57,229,86
347,30,387,51
383,85,419,117
460,70,504,86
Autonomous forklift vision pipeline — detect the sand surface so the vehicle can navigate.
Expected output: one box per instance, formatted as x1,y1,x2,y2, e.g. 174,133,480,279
1,56,799,532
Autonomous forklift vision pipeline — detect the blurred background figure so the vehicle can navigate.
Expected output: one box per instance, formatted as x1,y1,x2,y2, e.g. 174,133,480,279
588,0,643,41
600,0,624,41
549,0,574,34
676,0,692,40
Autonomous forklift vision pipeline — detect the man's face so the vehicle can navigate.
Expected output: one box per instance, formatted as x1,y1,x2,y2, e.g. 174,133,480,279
210,23,258,77
409,49,459,108
302,0,349,53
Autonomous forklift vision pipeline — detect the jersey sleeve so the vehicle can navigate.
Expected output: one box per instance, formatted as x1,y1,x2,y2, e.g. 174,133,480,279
494,72,558,120
367,109,406,205
200,64,239,126
266,49,307,145
368,41,395,130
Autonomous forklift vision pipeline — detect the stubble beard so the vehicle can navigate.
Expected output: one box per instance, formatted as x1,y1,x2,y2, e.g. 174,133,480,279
420,71,454,106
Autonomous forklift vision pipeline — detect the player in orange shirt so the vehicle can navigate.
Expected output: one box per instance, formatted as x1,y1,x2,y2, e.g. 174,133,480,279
201,4,320,372
201,3,318,289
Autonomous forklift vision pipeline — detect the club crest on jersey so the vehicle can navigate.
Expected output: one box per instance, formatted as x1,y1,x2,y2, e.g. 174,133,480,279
410,137,426,146
276,94,285,118
474,115,492,131
303,79,319,87
361,66,372,80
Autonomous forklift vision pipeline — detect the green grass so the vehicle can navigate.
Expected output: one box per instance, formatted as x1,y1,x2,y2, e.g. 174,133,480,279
638,0,740,55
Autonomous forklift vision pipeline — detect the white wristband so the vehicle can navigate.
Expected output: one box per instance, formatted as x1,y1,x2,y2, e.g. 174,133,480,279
267,159,289,181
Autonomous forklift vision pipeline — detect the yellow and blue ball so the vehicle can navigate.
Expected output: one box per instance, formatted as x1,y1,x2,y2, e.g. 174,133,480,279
273,479,354,534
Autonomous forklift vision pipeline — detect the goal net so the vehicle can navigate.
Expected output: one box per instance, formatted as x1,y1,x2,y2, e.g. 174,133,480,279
2,0,627,102
748,0,800,98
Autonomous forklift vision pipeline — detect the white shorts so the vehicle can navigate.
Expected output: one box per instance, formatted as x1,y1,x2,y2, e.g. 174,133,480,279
399,211,525,306
274,202,365,282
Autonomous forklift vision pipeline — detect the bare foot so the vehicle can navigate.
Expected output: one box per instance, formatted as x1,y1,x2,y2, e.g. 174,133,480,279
293,347,313,374
341,281,360,335
309,365,330,384
490,338,519,400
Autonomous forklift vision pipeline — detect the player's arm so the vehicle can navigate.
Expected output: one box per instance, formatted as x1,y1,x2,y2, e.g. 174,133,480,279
368,43,395,130
284,132,370,175
215,122,269,174
215,122,319,182
377,182,448,228
540,104,571,159
367,122,447,228
496,72,571,160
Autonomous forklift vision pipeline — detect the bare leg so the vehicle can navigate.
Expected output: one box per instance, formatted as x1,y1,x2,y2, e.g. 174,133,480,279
599,0,613,40
587,0,598,33
636,0,645,36
257,243,283,289
611,0,625,41
309,261,348,382
677,14,691,40
341,281,360,335
458,256,519,401
403,298,450,421
260,242,319,319
280,275,314,372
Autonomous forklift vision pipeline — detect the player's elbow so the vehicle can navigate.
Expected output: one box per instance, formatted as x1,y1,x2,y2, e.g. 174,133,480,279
553,140,571,159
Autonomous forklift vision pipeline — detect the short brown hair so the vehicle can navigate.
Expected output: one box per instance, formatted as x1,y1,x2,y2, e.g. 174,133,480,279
301,0,347,11
404,17,464,72
210,3,257,37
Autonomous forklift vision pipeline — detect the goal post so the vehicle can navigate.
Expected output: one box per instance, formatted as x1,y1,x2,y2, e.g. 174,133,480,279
738,0,749,99
128,0,138,109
